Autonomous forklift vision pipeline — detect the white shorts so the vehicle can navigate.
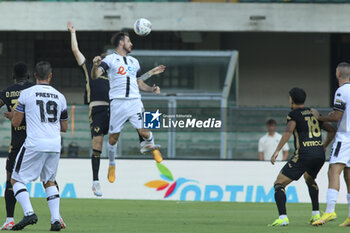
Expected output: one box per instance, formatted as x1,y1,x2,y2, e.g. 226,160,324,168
109,98,144,134
11,146,60,184
329,141,350,167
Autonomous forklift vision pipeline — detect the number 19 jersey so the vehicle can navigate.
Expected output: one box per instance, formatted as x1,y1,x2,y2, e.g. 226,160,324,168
15,84,68,152
287,107,324,159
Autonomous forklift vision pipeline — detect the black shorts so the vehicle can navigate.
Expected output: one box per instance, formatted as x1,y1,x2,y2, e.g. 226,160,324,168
281,155,325,180
89,105,109,137
6,146,21,172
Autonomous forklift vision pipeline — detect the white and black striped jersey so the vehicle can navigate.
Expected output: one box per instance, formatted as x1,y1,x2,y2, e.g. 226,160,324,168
99,52,141,100
333,83,350,142
15,84,68,152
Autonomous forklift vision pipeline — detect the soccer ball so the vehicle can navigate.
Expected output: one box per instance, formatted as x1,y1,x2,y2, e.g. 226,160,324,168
133,18,152,37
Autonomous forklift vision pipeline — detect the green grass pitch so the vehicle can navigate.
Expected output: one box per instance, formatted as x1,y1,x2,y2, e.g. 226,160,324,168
3,198,350,232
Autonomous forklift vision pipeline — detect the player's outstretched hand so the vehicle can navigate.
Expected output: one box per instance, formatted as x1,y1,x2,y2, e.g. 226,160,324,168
67,21,75,33
93,56,102,66
152,65,166,75
270,151,279,165
4,106,14,120
152,84,160,95
310,108,320,119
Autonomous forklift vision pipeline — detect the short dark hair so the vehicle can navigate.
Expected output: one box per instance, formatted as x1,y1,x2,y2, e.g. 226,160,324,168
111,31,130,47
13,62,29,80
266,119,276,126
289,87,306,105
35,61,52,80
337,62,350,79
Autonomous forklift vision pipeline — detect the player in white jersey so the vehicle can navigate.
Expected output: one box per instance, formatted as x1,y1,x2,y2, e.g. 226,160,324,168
10,61,68,231
312,62,350,226
91,31,163,178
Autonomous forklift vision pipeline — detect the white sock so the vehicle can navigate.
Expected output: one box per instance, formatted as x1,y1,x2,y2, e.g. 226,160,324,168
13,182,34,216
6,217,14,223
279,215,287,219
46,186,60,223
93,180,100,186
107,142,116,166
144,131,154,144
347,193,350,217
312,210,320,216
325,188,338,213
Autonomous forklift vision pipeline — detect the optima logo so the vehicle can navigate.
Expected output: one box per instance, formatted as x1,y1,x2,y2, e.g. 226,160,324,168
145,164,299,202
144,163,197,198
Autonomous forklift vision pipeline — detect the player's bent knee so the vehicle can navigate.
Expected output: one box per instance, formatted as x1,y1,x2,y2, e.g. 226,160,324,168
303,173,314,185
109,133,120,145
305,178,317,187
92,136,103,151
43,181,56,188
274,183,285,192
10,178,18,186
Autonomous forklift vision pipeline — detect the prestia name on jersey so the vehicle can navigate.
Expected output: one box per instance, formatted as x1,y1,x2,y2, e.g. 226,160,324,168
36,92,59,99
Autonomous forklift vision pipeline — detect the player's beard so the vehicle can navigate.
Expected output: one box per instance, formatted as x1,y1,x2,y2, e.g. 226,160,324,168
124,44,132,54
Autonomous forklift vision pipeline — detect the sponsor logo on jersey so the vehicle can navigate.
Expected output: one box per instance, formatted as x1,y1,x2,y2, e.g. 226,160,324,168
117,66,127,75
117,66,137,75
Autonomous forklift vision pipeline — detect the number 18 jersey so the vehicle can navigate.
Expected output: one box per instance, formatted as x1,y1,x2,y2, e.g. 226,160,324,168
287,107,324,159
15,84,68,152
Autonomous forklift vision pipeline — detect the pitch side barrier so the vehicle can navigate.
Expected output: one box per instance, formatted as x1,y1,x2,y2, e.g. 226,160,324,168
0,159,343,203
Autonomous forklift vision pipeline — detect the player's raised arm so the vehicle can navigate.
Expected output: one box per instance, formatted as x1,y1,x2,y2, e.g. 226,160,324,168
139,65,166,81
67,21,85,66
91,56,104,80
137,79,160,94
270,121,296,165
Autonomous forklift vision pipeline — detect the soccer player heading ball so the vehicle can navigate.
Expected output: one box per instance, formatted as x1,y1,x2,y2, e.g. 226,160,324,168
91,31,164,179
